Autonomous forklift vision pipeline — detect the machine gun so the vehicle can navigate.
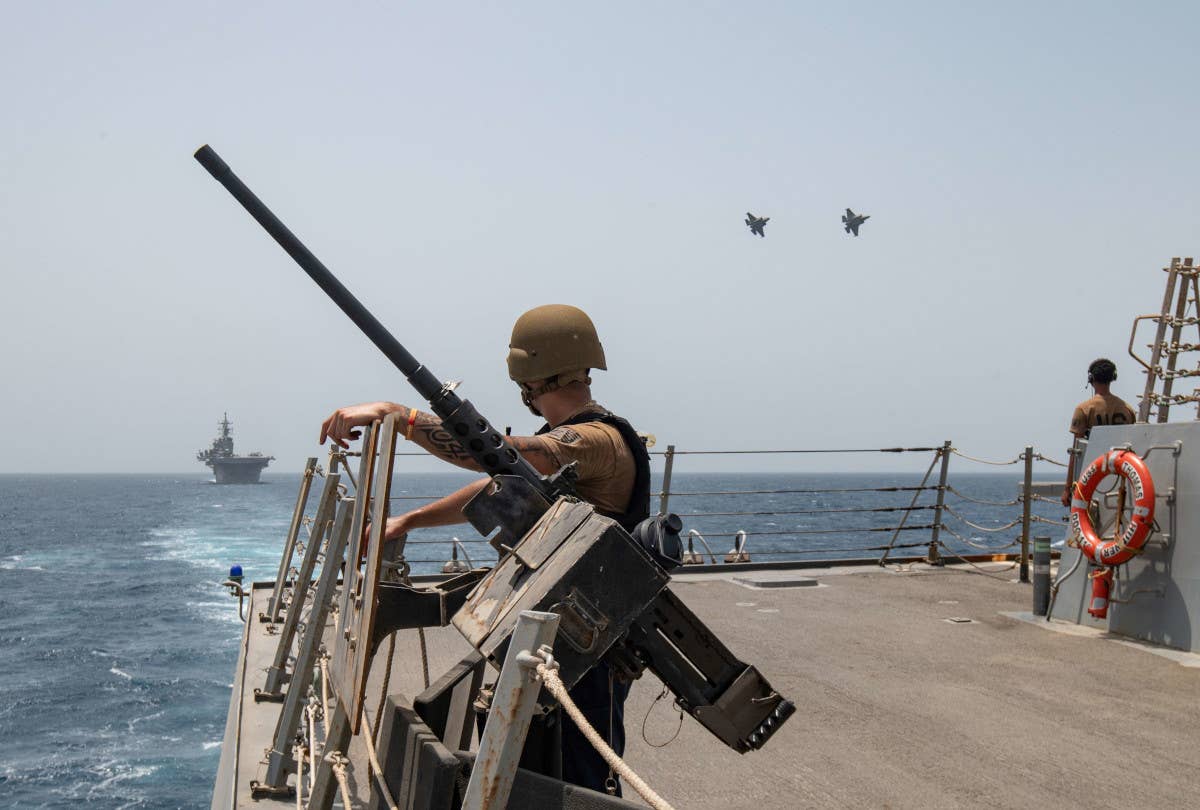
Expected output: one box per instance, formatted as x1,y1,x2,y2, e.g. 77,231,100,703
195,144,570,553
194,146,794,794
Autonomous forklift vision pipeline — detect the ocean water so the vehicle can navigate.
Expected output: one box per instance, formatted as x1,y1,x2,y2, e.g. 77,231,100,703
0,470,1065,809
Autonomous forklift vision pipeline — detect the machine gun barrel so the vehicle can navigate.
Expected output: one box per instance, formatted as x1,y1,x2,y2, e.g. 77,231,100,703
193,144,558,497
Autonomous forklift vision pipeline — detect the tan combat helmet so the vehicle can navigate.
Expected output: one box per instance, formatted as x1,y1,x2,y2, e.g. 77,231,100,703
507,304,606,398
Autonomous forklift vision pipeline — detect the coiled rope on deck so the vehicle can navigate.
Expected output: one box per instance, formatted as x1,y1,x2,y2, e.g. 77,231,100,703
534,660,676,810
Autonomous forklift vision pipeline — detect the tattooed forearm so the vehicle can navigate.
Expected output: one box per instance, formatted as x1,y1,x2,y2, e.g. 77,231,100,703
400,408,482,471
398,407,559,476
418,423,475,462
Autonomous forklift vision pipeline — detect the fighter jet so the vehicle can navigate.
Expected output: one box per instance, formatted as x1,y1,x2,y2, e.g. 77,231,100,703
745,212,769,237
842,208,869,237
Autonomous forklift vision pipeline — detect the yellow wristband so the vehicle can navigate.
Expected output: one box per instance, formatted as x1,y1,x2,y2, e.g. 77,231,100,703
406,409,418,441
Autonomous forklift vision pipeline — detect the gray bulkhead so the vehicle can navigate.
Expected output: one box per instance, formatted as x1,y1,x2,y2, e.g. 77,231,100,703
1050,421,1200,652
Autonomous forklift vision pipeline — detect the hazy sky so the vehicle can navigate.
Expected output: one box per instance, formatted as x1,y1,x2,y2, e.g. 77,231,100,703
2,2,1198,475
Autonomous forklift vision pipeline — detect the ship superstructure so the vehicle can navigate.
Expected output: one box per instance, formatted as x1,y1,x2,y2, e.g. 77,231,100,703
197,413,273,484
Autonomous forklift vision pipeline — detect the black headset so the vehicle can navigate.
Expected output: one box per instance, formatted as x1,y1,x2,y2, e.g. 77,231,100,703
1087,358,1117,385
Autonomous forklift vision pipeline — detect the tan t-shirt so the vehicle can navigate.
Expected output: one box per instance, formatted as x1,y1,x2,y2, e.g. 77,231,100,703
1069,393,1135,438
529,404,636,516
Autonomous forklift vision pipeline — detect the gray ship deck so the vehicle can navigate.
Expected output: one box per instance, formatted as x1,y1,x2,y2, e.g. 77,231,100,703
219,562,1200,809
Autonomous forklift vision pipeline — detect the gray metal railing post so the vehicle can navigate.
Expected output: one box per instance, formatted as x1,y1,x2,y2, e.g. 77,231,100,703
463,610,561,810
879,446,942,566
266,457,318,621
659,444,676,516
927,440,952,563
261,471,341,698
257,497,354,793
1019,446,1033,583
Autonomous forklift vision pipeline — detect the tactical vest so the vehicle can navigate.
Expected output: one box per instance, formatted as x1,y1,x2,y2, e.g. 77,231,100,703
537,409,651,532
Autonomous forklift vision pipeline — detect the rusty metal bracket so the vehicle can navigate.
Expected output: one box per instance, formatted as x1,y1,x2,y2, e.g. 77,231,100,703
1128,314,1161,372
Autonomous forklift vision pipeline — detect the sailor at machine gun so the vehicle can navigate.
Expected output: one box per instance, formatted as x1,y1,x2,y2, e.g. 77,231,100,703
319,303,662,795
195,144,795,808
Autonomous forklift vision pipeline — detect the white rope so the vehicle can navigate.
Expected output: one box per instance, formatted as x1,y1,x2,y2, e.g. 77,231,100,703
950,449,1021,466
360,708,400,810
326,752,354,809
1035,453,1069,468
293,744,305,810
935,539,1020,581
305,703,317,792
942,505,1022,532
946,485,1020,507
319,655,331,731
938,525,1019,551
535,663,676,810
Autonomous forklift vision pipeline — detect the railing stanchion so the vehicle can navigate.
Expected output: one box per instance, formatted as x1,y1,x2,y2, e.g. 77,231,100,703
463,611,560,810
659,444,676,516
266,457,318,622
1019,445,1033,583
879,447,942,566
927,440,952,565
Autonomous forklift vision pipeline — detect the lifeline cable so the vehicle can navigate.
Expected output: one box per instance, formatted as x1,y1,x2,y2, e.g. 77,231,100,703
676,524,939,538
946,485,1020,507
710,541,931,557
661,485,940,497
652,446,941,455
942,505,1022,532
938,524,1012,547
674,505,937,518
936,524,1020,552
950,449,1022,466
937,545,1020,580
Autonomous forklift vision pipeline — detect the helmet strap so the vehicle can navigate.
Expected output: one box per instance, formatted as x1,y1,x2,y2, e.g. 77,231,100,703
520,388,542,417
518,370,592,416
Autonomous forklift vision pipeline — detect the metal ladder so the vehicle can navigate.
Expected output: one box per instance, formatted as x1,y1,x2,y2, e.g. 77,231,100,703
1129,256,1200,422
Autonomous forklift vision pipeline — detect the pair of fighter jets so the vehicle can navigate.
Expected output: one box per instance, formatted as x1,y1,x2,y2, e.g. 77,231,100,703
744,209,870,238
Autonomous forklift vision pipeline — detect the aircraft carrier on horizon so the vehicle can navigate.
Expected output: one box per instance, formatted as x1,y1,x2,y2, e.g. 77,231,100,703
198,413,274,484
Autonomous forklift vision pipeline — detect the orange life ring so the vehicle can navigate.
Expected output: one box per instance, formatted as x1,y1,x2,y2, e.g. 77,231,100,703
1070,449,1155,567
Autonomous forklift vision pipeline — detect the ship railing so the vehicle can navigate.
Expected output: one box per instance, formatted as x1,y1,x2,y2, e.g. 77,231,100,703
377,441,1072,580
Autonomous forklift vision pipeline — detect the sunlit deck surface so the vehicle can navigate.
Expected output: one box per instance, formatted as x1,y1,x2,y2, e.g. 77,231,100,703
223,563,1200,809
